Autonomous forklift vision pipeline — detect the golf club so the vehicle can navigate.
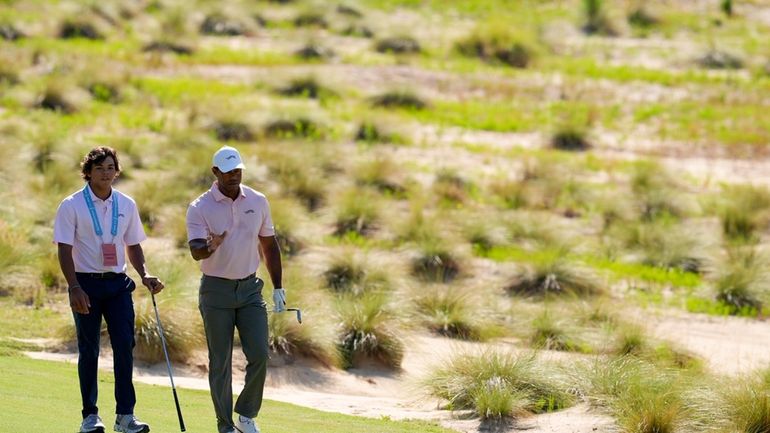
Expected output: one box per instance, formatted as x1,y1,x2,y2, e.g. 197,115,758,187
270,307,303,324
151,293,186,432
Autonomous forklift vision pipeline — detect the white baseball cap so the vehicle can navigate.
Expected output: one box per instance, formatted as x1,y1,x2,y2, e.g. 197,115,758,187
212,145,245,173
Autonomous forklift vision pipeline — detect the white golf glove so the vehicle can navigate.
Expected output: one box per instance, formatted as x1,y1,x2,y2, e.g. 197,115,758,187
273,288,286,313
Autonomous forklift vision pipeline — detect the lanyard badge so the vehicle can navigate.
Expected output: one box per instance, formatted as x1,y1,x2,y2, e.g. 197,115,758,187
83,186,120,267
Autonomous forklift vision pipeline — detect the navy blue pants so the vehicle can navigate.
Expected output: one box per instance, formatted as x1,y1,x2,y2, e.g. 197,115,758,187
73,273,137,419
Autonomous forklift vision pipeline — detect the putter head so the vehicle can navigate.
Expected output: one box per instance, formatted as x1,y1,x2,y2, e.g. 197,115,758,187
287,308,302,324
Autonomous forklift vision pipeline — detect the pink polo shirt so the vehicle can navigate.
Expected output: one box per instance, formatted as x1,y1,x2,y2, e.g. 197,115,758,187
186,182,275,280
53,184,147,273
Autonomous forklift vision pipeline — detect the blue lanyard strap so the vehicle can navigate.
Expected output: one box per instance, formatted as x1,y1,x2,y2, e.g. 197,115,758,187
82,186,119,238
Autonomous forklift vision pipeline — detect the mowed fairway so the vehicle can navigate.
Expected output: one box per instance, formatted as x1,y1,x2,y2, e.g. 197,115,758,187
0,355,454,433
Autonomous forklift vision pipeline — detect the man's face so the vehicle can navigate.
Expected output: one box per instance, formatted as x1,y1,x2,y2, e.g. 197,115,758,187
214,167,242,188
88,156,118,188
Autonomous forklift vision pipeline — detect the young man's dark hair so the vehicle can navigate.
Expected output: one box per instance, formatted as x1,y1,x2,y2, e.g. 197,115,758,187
80,146,121,181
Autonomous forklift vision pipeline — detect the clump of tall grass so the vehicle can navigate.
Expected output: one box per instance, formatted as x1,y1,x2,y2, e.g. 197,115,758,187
35,84,81,114
341,24,374,38
425,351,574,419
278,77,336,100
708,247,770,313
0,23,24,41
531,310,588,352
579,357,689,433
323,249,391,295
414,286,491,340
337,4,363,18
550,128,591,151
411,241,462,283
618,220,707,273
142,41,194,55
213,119,255,142
506,250,603,298
354,122,401,143
295,44,335,60
337,293,403,369
627,5,659,29
0,220,34,282
269,312,339,367
293,12,328,28
200,13,248,36
717,184,770,244
371,90,427,110
268,156,325,211
375,36,421,54
134,298,204,363
455,22,535,68
581,0,617,36
269,197,307,257
0,63,20,85
263,117,323,139
333,188,381,237
630,161,692,221
696,50,744,70
353,155,406,195
433,169,472,205
58,18,104,40
721,0,734,17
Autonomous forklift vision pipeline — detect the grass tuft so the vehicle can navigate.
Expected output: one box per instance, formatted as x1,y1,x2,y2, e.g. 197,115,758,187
213,120,255,142
425,351,573,419
58,19,103,40
375,36,421,54
200,13,248,36
506,250,603,298
337,293,404,369
371,90,427,110
263,118,322,139
455,23,534,68
278,77,336,100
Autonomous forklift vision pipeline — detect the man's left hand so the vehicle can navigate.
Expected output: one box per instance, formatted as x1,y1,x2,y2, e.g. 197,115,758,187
142,275,164,294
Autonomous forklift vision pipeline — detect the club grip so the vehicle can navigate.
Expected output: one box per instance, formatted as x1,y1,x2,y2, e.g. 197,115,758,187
173,388,186,431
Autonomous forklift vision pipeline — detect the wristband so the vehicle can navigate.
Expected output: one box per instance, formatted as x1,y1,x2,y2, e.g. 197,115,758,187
68,285,80,293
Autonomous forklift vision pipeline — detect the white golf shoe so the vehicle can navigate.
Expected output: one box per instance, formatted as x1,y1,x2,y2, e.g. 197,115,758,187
79,414,105,432
234,414,260,433
114,414,150,433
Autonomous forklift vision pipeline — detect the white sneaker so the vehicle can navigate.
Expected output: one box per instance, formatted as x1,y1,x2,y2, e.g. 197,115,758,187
80,414,105,432
234,414,260,433
114,414,150,433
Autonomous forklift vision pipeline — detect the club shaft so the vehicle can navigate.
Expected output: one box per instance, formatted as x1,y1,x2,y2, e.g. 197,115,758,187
152,294,186,431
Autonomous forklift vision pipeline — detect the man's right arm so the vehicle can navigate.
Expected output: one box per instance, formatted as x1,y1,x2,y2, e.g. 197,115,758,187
57,243,90,314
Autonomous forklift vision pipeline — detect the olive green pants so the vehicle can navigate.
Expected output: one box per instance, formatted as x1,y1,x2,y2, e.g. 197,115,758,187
198,274,268,433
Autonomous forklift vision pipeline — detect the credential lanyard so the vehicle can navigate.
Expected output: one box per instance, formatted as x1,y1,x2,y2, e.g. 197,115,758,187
83,185,119,242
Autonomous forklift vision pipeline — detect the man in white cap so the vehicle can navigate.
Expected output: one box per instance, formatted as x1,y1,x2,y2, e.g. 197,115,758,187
185,145,286,433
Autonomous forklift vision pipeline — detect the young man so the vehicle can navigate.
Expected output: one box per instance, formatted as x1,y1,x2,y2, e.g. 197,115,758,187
54,146,164,433
186,145,285,433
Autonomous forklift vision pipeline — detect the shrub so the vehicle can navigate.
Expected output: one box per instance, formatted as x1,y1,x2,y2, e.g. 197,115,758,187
721,0,733,17
371,90,427,110
354,122,397,143
200,13,247,36
630,161,690,221
269,158,325,211
87,81,121,104
721,376,770,433
433,169,471,204
506,250,603,298
455,24,534,68
424,351,573,419
0,64,19,85
375,36,420,54
213,120,254,142
59,19,103,39
619,220,706,273
337,293,403,369
293,12,327,28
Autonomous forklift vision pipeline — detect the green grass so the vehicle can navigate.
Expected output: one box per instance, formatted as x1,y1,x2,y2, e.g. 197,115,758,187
0,355,456,433
134,77,251,105
480,245,701,289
